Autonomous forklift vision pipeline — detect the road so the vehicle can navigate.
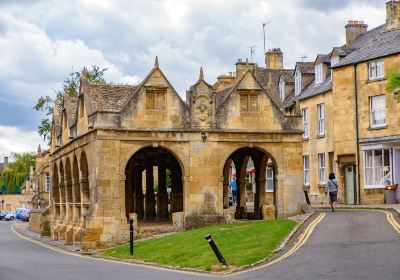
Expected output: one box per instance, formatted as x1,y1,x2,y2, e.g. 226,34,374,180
0,210,399,280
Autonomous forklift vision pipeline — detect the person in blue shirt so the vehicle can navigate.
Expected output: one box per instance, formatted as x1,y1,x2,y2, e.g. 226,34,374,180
230,177,237,204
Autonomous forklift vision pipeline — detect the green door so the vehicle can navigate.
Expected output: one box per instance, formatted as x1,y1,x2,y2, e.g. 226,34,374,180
345,165,355,205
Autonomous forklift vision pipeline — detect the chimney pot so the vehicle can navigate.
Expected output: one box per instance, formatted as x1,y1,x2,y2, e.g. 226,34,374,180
386,0,400,31
265,48,283,69
345,20,368,47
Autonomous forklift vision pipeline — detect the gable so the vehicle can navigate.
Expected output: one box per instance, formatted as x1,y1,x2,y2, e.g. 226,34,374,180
216,71,286,131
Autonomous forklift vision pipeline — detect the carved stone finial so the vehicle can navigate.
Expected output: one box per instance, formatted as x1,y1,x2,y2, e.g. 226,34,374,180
37,144,42,154
199,66,204,80
154,56,159,68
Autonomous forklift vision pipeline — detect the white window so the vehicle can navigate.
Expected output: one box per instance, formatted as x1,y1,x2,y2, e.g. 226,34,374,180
266,166,274,192
279,77,285,101
315,64,323,84
370,95,386,128
295,69,302,96
364,149,392,188
302,108,309,138
318,153,326,184
330,56,339,78
369,59,384,80
45,173,50,192
303,156,310,186
317,103,325,135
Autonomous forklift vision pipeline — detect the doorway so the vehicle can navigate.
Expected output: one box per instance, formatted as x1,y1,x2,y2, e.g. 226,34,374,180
345,165,356,205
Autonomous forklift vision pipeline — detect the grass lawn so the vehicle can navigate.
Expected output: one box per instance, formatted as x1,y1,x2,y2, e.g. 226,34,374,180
101,219,297,271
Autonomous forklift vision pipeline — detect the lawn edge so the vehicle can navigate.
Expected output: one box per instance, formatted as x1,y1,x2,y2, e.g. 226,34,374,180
96,215,315,275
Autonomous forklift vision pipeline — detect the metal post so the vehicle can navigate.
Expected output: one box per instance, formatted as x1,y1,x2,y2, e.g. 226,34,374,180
129,217,134,255
204,234,227,266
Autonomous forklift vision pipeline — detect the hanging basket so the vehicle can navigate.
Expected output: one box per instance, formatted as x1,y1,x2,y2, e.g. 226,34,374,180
385,184,398,190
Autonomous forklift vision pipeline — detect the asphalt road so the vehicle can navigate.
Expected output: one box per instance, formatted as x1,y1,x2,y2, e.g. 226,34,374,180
0,210,399,280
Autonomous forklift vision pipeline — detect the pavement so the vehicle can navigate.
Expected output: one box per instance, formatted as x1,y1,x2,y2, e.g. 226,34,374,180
1,209,400,280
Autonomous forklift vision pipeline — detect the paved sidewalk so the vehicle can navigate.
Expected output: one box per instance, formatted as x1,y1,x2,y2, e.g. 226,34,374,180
312,203,400,214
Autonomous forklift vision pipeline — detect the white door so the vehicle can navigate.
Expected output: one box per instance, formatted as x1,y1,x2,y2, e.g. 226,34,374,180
393,149,400,202
345,165,355,205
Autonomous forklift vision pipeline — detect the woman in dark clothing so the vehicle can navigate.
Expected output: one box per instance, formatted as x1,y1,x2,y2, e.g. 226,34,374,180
326,173,339,212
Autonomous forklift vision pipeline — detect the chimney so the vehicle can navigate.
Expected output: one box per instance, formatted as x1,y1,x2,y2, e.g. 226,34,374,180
345,20,368,47
235,59,255,77
265,48,283,69
4,156,8,164
386,0,400,31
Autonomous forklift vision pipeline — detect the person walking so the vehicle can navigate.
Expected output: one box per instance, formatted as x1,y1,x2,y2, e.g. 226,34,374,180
230,176,238,205
326,173,339,212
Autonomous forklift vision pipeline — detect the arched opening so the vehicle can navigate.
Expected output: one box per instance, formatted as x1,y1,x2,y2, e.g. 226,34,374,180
59,161,65,220
65,158,73,223
223,147,277,219
72,155,81,224
124,147,183,223
80,152,90,218
52,163,60,219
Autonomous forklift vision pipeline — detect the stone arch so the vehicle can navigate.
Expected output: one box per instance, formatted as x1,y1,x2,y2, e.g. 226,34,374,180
65,157,73,223
80,151,90,209
124,146,184,223
52,162,60,219
72,154,81,224
59,160,65,220
222,146,278,219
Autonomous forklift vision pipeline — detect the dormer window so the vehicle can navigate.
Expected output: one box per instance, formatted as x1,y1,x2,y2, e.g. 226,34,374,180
330,56,339,78
295,69,302,96
315,64,323,85
279,77,285,101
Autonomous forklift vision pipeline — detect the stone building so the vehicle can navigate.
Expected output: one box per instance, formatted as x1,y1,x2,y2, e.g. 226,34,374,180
47,52,305,251
294,0,400,204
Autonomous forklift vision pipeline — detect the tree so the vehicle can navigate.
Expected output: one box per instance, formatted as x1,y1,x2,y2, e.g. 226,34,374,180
386,70,400,102
0,152,35,194
34,65,108,141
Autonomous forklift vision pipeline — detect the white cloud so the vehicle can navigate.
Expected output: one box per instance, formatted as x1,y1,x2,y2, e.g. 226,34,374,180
0,125,47,161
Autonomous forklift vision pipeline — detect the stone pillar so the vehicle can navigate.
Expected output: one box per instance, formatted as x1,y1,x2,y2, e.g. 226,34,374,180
65,180,73,224
223,163,230,209
80,177,89,204
133,165,144,220
125,162,135,220
170,167,183,215
72,178,80,225
144,163,156,220
157,162,169,220
59,181,65,221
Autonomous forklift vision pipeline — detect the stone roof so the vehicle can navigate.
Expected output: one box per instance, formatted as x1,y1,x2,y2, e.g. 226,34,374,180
332,46,353,58
86,83,138,114
295,62,315,75
255,67,294,107
215,86,234,108
280,70,295,84
297,74,333,101
63,94,78,128
316,54,331,64
334,24,400,68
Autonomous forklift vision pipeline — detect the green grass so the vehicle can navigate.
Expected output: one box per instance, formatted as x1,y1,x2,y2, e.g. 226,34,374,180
101,219,297,271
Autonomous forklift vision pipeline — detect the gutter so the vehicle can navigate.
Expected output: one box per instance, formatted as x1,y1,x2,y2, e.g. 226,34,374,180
354,64,362,205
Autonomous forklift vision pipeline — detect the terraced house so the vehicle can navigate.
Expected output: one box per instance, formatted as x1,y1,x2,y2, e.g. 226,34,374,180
295,0,400,205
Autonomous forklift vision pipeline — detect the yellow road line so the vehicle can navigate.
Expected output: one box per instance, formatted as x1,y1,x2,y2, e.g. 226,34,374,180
384,211,400,234
11,224,215,277
229,212,326,277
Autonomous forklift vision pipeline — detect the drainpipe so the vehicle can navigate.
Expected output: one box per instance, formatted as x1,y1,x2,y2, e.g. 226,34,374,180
354,63,362,205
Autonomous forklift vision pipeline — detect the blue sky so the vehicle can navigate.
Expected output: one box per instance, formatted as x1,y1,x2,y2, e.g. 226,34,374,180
0,0,387,161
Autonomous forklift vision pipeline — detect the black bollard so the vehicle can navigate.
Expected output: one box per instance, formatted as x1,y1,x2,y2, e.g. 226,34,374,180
204,234,227,266
129,217,134,255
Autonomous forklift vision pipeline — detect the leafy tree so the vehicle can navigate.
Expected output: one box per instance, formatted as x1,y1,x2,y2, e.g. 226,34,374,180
34,65,107,141
0,152,35,194
386,70,400,102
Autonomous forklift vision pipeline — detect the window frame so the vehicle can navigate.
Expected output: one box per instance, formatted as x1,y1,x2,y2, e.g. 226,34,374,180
368,59,384,80
302,108,309,139
303,155,310,186
295,69,302,96
370,95,386,128
364,148,392,189
239,90,259,112
45,173,51,192
315,64,323,85
317,103,325,136
318,153,326,184
265,165,274,192
279,77,285,101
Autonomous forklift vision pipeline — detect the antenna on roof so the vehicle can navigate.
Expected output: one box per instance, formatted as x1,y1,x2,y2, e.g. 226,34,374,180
301,55,308,62
248,45,256,62
262,21,271,54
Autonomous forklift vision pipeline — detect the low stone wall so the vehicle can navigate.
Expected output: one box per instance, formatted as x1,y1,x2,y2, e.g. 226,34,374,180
29,207,51,236
0,194,33,211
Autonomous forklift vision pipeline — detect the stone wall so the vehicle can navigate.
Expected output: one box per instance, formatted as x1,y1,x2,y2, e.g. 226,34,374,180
29,207,51,236
0,194,33,211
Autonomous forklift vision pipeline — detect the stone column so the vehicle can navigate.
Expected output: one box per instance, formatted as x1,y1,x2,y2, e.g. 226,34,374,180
223,162,230,209
59,181,65,221
133,165,144,220
144,163,156,220
65,180,73,224
72,178,80,224
125,162,135,220
157,162,169,220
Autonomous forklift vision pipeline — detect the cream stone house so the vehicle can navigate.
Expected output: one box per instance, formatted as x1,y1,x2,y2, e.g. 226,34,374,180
295,0,400,205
